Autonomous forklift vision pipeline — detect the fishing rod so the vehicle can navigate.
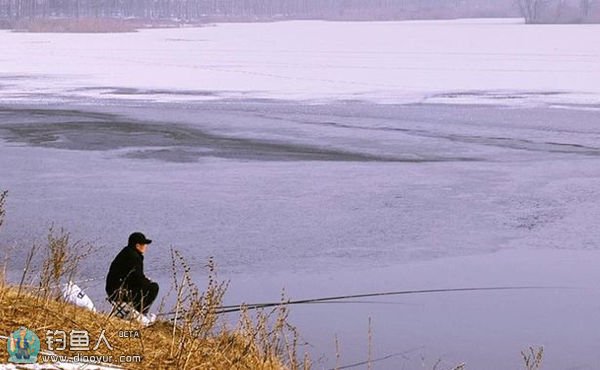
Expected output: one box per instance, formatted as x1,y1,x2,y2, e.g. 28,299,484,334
157,285,563,317
331,346,424,370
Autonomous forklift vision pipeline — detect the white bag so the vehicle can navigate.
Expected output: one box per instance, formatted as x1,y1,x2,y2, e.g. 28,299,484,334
62,281,96,312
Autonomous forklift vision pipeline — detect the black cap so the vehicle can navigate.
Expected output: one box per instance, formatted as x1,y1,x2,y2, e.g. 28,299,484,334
128,232,152,247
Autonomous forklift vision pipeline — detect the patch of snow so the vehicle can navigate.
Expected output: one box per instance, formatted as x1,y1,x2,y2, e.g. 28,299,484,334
1,19,599,107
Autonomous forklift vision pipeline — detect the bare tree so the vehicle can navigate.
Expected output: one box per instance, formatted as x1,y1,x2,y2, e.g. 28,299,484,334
517,0,547,23
580,0,593,17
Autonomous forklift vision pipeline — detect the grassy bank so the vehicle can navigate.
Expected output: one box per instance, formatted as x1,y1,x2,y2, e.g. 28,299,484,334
0,191,307,369
0,283,302,369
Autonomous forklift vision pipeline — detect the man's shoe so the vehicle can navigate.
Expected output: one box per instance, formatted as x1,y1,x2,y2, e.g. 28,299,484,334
131,310,156,327
147,313,157,324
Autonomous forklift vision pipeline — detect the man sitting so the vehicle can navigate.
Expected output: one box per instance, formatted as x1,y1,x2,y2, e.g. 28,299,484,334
106,232,159,322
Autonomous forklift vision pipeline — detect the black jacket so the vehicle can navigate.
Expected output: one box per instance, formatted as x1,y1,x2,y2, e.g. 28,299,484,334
105,245,152,297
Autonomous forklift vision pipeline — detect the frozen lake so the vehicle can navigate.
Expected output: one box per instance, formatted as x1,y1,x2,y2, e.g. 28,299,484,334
1,100,600,369
1,19,600,369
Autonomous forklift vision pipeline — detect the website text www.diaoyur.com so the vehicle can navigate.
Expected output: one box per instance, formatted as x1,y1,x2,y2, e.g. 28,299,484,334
42,353,143,364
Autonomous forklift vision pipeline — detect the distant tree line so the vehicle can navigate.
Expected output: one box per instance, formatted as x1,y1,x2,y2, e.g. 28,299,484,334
0,0,597,23
518,0,599,23
0,0,517,21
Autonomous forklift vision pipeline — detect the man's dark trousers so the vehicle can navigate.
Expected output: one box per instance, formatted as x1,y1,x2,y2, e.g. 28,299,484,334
132,282,159,314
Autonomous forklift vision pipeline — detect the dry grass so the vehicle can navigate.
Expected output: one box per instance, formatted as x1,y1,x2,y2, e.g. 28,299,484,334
0,190,9,288
0,247,305,369
522,346,544,370
37,227,96,299
11,18,140,33
8,17,198,33
0,190,306,369
163,249,308,369
0,190,7,230
0,283,300,369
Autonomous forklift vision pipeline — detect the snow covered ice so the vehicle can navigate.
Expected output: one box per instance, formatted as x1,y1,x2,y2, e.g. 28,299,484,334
1,18,600,107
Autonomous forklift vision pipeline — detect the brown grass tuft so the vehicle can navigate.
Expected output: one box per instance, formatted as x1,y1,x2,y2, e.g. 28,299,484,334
522,346,544,370
0,190,7,230
37,226,96,300
161,248,308,369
